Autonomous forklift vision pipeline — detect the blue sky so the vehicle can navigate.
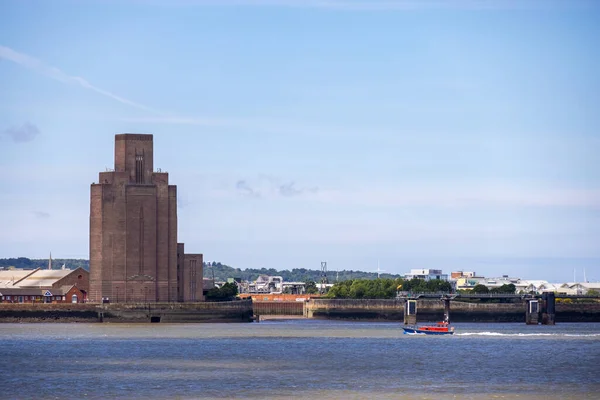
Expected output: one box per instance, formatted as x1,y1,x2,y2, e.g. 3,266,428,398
1,0,599,282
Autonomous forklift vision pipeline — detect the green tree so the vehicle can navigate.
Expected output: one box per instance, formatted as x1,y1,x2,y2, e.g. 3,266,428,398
490,283,516,294
399,278,451,293
326,278,407,299
471,284,490,294
326,280,353,298
205,282,238,301
425,279,453,293
349,280,367,298
305,281,319,294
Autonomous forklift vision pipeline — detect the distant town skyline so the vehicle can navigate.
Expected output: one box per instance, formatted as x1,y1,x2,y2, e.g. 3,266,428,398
1,0,599,282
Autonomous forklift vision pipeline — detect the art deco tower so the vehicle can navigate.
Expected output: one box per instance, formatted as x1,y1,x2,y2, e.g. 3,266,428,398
89,134,178,303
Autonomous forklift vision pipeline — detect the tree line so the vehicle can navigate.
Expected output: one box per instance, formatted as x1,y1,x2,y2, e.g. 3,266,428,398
205,282,239,301
0,257,89,270
0,258,403,283
466,283,517,294
325,277,453,299
202,261,402,282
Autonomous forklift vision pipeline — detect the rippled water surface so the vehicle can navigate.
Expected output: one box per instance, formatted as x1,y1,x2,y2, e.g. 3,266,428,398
1,321,599,399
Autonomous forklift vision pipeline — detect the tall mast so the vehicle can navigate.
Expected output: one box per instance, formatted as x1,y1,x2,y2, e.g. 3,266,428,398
376,259,385,279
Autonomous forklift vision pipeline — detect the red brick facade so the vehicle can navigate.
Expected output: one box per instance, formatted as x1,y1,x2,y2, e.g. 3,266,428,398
53,267,89,293
177,243,204,302
0,285,86,304
0,268,89,304
90,134,178,303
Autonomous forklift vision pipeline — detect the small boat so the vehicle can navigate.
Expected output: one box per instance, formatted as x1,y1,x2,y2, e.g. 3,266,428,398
403,321,455,335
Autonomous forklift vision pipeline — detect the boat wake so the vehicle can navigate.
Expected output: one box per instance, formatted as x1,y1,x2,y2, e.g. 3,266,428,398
457,332,600,337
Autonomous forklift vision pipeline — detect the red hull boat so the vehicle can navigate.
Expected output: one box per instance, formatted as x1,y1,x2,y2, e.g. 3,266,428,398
403,321,455,335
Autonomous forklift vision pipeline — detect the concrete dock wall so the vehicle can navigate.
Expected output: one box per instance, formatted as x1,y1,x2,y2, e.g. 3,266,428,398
99,300,254,322
305,299,405,320
0,304,99,322
0,300,254,323
2,299,598,323
253,301,304,316
555,302,600,322
305,299,600,322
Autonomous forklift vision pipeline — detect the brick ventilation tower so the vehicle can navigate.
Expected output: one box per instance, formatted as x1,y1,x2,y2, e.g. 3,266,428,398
90,134,181,303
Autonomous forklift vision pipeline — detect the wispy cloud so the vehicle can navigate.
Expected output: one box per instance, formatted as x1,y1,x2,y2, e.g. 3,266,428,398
278,181,319,197
235,175,318,198
120,115,329,137
313,185,600,209
1,45,251,129
0,45,159,113
0,45,431,136
1,123,40,143
236,180,261,197
32,211,50,219
121,116,235,127
196,173,600,209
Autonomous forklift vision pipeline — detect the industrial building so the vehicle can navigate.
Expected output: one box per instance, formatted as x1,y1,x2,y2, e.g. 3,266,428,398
0,267,88,303
89,134,203,303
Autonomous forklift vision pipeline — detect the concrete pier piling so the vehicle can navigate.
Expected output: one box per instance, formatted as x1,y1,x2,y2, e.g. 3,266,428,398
525,299,539,325
404,300,417,325
541,292,556,325
442,298,451,323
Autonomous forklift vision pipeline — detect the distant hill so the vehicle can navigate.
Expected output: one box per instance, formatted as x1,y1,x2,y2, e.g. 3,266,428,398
0,258,401,282
202,262,402,282
0,257,89,271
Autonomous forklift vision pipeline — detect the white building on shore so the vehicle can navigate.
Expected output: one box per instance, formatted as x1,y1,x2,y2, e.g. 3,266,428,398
403,269,448,281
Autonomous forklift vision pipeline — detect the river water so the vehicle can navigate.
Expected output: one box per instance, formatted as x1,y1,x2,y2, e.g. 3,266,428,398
1,320,599,399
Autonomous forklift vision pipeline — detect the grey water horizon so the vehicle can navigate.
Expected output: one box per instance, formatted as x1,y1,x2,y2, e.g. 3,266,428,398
1,320,599,400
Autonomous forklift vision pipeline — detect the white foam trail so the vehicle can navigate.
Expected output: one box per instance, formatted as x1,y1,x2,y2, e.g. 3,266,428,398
457,332,600,337
564,333,600,337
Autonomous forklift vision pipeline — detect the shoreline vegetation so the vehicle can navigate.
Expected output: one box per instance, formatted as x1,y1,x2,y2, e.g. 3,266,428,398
0,258,400,282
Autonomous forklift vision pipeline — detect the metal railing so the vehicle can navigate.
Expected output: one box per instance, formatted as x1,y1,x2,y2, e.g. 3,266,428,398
396,291,528,299
396,291,600,299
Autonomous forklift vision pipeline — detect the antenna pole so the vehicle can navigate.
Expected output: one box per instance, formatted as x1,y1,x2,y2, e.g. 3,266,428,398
376,259,385,279
320,261,328,294
212,264,215,287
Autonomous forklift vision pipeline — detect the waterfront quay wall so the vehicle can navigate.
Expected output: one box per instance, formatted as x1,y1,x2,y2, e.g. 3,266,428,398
0,303,98,322
253,301,304,316
304,299,600,322
0,300,254,323
99,300,253,323
555,302,600,322
305,299,405,321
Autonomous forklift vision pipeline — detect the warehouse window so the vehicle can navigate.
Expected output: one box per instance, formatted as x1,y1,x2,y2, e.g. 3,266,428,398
135,153,145,183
